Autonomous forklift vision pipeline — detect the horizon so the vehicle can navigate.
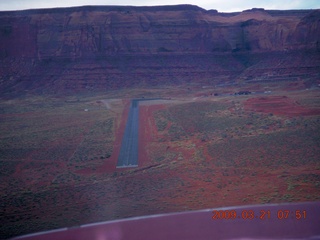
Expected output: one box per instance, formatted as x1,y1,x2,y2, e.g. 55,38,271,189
0,4,319,14
1,0,320,12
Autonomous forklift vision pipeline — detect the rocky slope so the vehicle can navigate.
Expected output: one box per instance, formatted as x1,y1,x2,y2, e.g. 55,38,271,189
0,5,319,96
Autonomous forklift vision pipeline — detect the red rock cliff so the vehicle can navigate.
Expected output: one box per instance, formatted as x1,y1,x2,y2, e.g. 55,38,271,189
0,5,319,95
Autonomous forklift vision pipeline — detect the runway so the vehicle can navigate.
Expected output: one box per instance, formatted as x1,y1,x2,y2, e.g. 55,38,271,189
117,98,161,168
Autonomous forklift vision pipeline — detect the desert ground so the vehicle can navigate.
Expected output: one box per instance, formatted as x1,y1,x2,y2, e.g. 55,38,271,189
0,82,319,238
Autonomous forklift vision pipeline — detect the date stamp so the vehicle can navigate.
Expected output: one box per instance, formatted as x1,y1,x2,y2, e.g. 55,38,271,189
211,209,307,220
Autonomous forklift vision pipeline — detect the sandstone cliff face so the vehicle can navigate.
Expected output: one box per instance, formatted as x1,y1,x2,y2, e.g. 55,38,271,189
1,5,318,58
0,5,319,95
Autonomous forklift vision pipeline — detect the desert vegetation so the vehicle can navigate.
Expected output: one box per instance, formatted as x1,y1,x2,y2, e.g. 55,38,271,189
1,4,320,238
0,88,320,239
0,95,120,237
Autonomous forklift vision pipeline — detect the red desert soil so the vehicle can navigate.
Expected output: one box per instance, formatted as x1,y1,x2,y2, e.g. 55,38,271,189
138,104,166,167
138,100,198,166
76,99,131,175
133,98,320,210
100,99,132,173
244,96,320,116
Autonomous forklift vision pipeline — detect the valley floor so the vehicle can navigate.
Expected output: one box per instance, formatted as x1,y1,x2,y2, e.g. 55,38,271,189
0,84,319,239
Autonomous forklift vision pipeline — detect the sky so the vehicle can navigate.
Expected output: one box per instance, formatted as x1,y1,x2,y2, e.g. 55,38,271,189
0,0,320,12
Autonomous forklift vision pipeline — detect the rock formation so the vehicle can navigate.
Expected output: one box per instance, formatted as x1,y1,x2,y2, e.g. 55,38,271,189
0,5,319,96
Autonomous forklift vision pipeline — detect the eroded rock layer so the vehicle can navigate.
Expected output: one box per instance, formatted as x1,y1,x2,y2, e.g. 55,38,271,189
0,5,319,95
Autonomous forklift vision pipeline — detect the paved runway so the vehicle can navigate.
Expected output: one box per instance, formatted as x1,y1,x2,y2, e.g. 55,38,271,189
117,98,161,168
117,100,139,167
